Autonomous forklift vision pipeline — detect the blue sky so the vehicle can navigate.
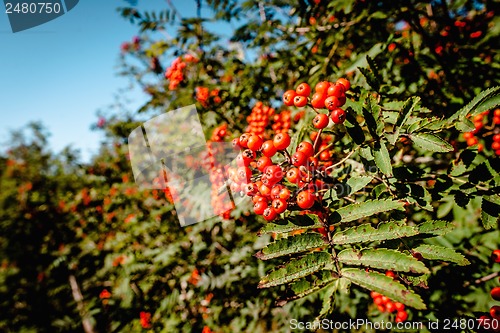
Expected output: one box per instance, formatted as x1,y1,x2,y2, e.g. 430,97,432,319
0,0,210,161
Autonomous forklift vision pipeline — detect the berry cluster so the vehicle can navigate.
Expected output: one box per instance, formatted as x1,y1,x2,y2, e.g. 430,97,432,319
478,250,500,332
204,124,235,219
271,110,292,134
462,109,500,155
370,271,409,322
283,78,350,126
120,36,141,53
245,102,276,136
222,79,351,222
196,87,221,107
164,54,197,91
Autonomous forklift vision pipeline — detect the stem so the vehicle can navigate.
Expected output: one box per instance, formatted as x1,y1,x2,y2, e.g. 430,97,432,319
314,142,334,159
69,274,95,333
325,150,356,172
463,271,500,288
313,129,323,151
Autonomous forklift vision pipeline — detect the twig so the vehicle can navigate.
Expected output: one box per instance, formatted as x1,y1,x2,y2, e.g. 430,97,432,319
325,150,356,172
69,274,95,333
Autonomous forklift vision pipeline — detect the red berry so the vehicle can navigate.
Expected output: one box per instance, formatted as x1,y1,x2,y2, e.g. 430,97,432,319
272,198,288,214
467,137,478,146
262,207,277,221
327,83,345,98
273,132,291,150
295,83,311,97
491,287,500,301
292,151,308,166
297,190,316,209
237,166,252,182
247,134,263,151
244,183,258,196
253,201,268,215
331,107,346,124
270,184,284,198
293,95,308,108
493,134,500,143
386,302,396,313
463,132,474,140
336,78,350,91
319,150,331,161
311,92,326,109
286,168,300,184
492,142,500,150
325,96,341,112
394,302,405,311
495,109,500,117
492,250,500,263
315,81,331,94
490,305,500,320
239,133,250,148
232,137,241,150
385,271,396,279
259,182,272,196
313,113,329,129
241,149,256,164
297,141,314,157
256,156,273,172
395,310,408,322
264,165,284,183
278,187,291,200
494,116,500,125
261,140,277,157
283,90,297,106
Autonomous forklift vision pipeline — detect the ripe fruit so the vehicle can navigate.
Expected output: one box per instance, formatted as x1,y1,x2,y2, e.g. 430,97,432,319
493,134,500,142
263,207,277,221
327,83,345,98
283,90,297,106
492,142,500,150
292,151,308,166
247,134,263,151
490,305,500,320
293,95,308,108
273,132,291,150
336,78,350,90
463,132,474,140
261,140,277,157
256,156,273,171
272,198,288,214
491,287,500,301
278,187,291,200
315,81,331,94
297,141,314,157
253,201,267,215
325,96,341,110
313,113,329,129
295,83,311,97
311,92,326,109
492,250,500,263
286,167,300,183
331,107,346,124
297,190,316,209
395,310,408,323
239,133,250,148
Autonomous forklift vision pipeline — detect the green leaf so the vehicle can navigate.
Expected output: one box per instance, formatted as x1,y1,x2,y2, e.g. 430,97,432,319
338,248,429,274
344,109,366,145
481,195,500,230
413,244,470,266
363,95,383,138
276,270,337,306
450,86,500,121
331,199,405,223
258,214,323,235
359,67,380,92
330,175,373,200
396,96,420,129
342,268,426,309
317,282,337,318
331,221,418,244
408,133,453,152
289,115,312,155
255,233,328,260
258,252,331,289
454,118,475,132
373,140,392,176
417,220,454,236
